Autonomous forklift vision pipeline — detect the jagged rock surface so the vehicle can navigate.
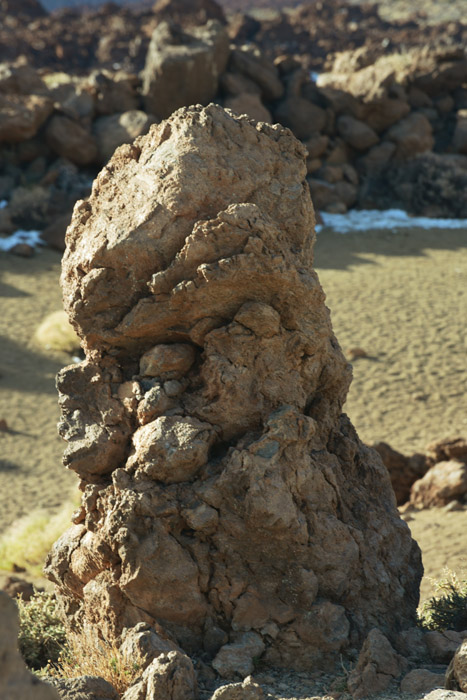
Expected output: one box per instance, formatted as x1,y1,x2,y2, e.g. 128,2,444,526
46,104,422,673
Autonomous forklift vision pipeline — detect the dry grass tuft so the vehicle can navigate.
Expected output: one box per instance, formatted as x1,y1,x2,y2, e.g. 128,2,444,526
0,500,77,577
44,629,144,696
34,310,81,354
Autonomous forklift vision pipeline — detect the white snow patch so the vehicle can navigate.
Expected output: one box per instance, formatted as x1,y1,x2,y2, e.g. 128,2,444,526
0,230,45,251
316,209,467,233
0,200,7,209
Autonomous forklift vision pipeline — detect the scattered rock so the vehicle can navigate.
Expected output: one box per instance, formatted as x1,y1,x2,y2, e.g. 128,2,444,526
119,623,180,671
347,628,406,699
400,668,444,694
93,111,156,165
212,633,266,679
410,460,467,508
121,651,197,700
210,676,264,700
0,93,53,142
427,437,467,464
446,638,467,692
47,675,119,700
372,442,428,505
141,21,229,119
45,115,97,166
425,630,466,664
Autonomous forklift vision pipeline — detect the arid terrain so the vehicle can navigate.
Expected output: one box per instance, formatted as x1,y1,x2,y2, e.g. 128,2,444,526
1,224,466,605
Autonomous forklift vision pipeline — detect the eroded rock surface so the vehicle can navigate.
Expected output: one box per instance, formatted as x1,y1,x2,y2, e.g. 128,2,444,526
46,104,422,674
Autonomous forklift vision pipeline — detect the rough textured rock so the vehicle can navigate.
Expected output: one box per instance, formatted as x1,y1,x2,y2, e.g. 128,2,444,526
0,591,60,700
210,676,263,700
121,651,197,700
422,691,467,700
46,115,97,166
93,111,156,165
212,632,265,679
120,622,181,670
336,115,378,151
427,437,467,464
425,630,467,664
410,460,467,507
47,675,119,700
141,21,229,119
46,104,422,674
372,442,428,505
446,639,467,692
400,668,444,694
386,112,434,160
347,628,406,699
0,93,53,142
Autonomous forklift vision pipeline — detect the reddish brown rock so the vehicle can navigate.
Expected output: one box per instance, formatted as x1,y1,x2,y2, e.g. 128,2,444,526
410,460,467,508
274,96,326,140
46,104,422,676
93,110,156,165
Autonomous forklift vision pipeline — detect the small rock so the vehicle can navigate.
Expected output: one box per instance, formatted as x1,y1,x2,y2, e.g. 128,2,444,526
10,242,34,257
0,576,35,601
347,628,406,699
400,668,444,694
425,630,465,664
346,347,368,360
446,639,467,692
212,633,265,679
210,676,264,700
0,418,8,431
139,344,196,379
121,650,197,700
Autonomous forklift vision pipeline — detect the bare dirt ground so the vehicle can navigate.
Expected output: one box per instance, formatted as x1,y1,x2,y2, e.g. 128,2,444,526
1,226,466,607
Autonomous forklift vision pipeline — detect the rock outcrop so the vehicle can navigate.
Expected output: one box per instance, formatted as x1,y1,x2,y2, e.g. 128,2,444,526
46,104,422,675
0,591,60,700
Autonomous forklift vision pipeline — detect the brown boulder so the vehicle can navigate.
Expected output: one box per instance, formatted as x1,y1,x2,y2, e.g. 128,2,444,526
87,70,140,117
0,591,60,700
121,651,197,700
428,436,467,464
274,96,326,139
446,639,467,692
372,442,428,505
45,115,97,166
47,676,119,700
47,104,422,674
229,48,283,102
224,94,272,123
386,112,434,160
336,115,378,151
0,93,53,142
347,628,406,699
425,630,466,664
410,460,467,508
93,111,156,165
141,21,229,119
400,668,444,694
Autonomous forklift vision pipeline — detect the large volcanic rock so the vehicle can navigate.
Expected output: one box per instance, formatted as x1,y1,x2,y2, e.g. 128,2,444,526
46,104,422,675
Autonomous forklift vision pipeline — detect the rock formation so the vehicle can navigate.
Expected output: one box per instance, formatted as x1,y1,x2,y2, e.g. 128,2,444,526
46,104,422,675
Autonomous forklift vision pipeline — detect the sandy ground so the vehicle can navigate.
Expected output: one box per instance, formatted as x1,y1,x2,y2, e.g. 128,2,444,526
1,227,467,603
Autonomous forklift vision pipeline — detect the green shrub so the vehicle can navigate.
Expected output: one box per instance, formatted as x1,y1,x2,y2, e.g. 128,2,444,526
17,590,66,670
419,570,467,632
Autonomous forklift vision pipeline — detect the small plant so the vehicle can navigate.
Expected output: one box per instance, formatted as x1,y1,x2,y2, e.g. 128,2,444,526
45,628,144,696
17,590,66,670
418,569,467,632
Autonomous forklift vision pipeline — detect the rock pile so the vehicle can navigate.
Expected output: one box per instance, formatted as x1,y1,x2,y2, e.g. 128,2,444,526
374,436,467,508
45,104,422,678
1,0,467,254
